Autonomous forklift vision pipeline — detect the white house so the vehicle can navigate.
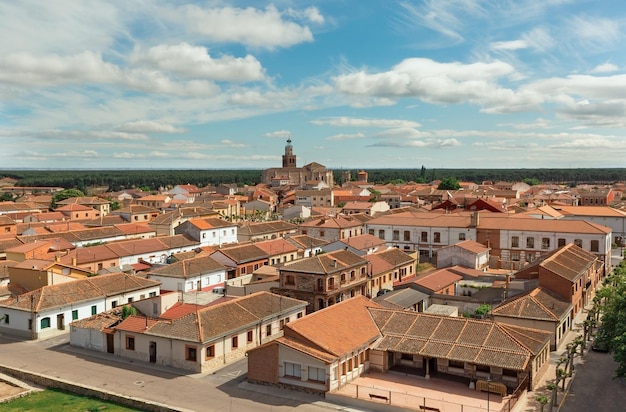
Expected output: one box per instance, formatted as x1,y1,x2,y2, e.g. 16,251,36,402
70,291,308,374
436,240,491,270
174,217,238,247
146,255,227,292
0,272,161,340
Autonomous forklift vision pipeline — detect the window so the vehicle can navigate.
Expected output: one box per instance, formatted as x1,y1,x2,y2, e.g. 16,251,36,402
91,305,97,315
308,366,325,382
421,232,427,242
126,335,135,350
404,231,410,241
526,237,534,248
591,240,599,252
247,330,253,343
511,236,519,248
297,312,303,319
378,230,385,239
149,292,157,297
285,275,295,285
340,273,346,283
393,230,399,241
459,233,466,241
511,252,520,261
368,229,374,236
434,232,441,243
280,319,285,330
574,239,583,248
241,267,246,274
231,336,238,349
72,310,78,320
266,324,272,336
284,362,302,378
558,238,566,247
3,314,8,324
320,230,325,237
206,345,215,359
350,270,355,280
542,238,550,249
186,346,197,362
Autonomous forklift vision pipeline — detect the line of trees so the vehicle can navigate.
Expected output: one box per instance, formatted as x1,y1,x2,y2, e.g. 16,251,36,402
2,167,625,193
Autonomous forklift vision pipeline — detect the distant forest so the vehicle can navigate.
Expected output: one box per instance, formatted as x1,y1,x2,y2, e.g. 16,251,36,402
1,168,626,192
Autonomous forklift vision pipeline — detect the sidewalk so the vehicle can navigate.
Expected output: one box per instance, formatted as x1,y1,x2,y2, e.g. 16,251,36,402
522,303,594,412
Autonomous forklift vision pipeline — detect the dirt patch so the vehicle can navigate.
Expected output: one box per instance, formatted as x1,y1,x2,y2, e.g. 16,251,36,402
0,380,28,400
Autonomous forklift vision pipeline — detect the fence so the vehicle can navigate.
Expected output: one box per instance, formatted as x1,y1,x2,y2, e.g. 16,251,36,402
339,382,494,412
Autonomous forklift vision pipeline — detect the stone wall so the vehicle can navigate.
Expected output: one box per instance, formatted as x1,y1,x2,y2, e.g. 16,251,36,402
0,364,176,412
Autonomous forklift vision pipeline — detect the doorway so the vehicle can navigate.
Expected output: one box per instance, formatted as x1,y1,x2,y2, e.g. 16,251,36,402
57,314,65,330
149,341,157,363
106,333,114,354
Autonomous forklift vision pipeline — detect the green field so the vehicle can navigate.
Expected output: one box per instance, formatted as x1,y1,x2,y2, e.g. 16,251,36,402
1,389,141,411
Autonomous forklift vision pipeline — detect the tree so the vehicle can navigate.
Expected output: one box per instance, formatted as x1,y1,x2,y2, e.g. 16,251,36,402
535,395,550,412
437,177,461,190
523,177,541,186
51,189,85,208
474,304,491,317
0,192,15,202
121,305,137,319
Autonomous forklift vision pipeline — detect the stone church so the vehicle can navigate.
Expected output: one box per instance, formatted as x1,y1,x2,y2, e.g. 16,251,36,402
261,138,334,188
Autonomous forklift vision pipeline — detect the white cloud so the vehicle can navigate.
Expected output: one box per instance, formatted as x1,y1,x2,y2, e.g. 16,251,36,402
490,40,528,51
287,7,325,24
333,58,542,112
180,5,314,49
221,139,247,148
129,43,265,82
521,27,555,52
312,117,421,128
325,133,365,140
566,16,622,49
590,63,618,74
116,121,186,134
265,130,291,138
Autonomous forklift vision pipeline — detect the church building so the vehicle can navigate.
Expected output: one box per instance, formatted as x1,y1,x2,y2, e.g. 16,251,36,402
261,138,335,188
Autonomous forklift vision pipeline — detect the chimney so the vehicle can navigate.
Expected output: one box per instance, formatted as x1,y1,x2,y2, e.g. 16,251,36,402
471,211,479,227
71,257,77,266
333,259,337,267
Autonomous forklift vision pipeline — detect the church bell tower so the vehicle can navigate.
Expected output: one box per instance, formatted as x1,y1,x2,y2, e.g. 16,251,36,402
282,138,297,168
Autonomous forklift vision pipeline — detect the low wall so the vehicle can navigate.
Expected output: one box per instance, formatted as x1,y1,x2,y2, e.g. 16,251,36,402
326,392,416,412
0,364,185,412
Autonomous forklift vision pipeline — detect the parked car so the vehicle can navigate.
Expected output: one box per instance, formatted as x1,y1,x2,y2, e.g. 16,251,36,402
377,288,392,297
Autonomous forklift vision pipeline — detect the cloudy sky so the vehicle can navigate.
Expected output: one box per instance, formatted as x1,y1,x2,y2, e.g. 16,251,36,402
2,0,626,170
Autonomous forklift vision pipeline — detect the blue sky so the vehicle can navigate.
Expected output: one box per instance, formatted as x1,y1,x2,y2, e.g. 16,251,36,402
2,0,626,170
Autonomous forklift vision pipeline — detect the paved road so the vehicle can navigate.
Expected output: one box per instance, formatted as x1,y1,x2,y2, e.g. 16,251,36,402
559,348,626,412
0,333,344,412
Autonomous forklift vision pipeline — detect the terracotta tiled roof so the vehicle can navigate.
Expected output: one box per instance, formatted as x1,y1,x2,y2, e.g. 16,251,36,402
404,268,463,292
143,292,307,343
148,255,225,279
70,309,123,330
282,249,366,275
0,260,18,280
299,215,364,229
491,287,572,321
284,296,382,358
285,235,329,249
538,243,597,282
477,214,611,234
115,315,160,333
553,205,626,217
369,308,551,370
237,221,298,236
215,243,268,264
0,272,161,312
254,238,298,255
454,240,490,253
340,234,386,250
187,217,234,230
